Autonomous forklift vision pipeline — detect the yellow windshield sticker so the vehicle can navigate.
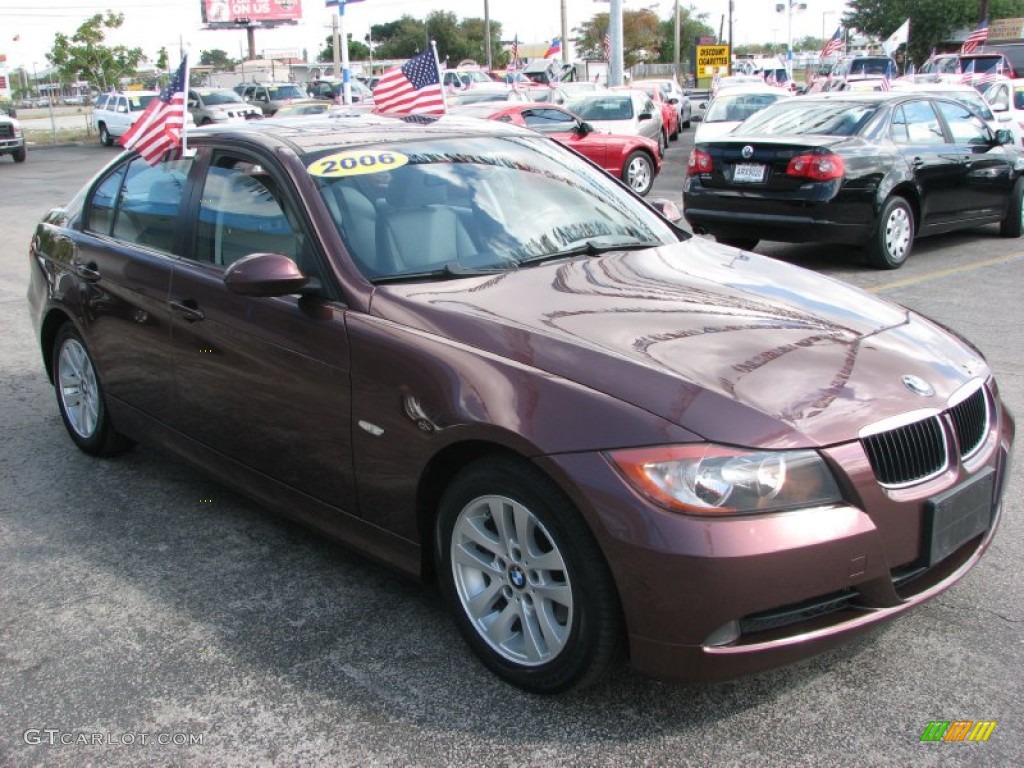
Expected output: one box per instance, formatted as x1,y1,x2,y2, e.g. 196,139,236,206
307,150,409,178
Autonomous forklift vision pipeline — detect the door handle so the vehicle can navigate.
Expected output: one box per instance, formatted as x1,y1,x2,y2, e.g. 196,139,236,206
168,298,205,322
75,262,101,282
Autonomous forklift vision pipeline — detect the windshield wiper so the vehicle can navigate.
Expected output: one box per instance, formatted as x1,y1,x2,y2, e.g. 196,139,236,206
370,261,512,284
519,239,660,267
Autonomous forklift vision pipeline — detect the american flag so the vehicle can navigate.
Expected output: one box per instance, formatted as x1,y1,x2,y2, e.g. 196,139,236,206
765,71,778,87
119,55,187,165
820,27,843,59
959,59,976,83
603,31,611,62
961,19,988,55
372,49,446,116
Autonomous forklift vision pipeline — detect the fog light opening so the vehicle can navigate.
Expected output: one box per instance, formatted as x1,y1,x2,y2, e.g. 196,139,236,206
703,619,741,647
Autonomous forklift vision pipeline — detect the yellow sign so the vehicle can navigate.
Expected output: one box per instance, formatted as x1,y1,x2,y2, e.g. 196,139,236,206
989,17,1024,40
307,150,409,178
697,45,730,75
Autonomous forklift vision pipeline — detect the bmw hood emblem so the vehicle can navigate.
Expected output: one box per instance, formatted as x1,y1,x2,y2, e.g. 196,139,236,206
901,374,935,397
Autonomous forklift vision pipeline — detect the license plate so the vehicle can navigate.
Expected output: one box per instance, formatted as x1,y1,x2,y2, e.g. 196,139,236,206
733,163,766,183
924,469,995,566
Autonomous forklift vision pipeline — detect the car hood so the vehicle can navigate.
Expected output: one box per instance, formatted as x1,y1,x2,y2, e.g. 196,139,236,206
372,238,988,449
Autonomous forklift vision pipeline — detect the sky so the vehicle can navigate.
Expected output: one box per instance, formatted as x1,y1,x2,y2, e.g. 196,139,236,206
0,0,853,71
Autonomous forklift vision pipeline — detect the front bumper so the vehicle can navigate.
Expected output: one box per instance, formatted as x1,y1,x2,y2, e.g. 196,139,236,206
1,136,25,153
542,399,1014,683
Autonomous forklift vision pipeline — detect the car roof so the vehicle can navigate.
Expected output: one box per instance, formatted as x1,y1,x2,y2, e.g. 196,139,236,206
710,85,788,96
188,113,536,154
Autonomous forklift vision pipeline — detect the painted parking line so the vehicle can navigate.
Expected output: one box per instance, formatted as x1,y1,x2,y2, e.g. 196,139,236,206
868,252,1024,293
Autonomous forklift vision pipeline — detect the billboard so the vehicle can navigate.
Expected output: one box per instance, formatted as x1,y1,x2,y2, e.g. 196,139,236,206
201,0,303,24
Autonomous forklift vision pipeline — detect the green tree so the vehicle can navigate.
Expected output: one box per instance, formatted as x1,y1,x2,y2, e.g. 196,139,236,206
319,35,371,63
574,8,663,67
46,11,145,91
458,17,505,67
842,0,1024,66
199,49,235,70
372,15,429,59
655,8,716,64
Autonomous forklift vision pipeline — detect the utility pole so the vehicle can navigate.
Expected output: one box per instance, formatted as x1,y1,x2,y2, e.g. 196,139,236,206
484,0,492,70
674,0,681,83
609,0,623,85
561,0,569,64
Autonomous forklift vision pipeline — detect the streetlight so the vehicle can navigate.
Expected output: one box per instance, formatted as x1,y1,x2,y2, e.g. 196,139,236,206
775,1,807,76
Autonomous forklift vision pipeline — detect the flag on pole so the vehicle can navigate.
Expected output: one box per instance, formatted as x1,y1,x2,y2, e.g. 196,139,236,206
820,27,843,59
603,31,611,62
544,37,562,58
959,59,976,83
881,19,910,56
510,35,519,69
879,61,893,90
119,55,188,165
961,19,988,55
372,48,446,116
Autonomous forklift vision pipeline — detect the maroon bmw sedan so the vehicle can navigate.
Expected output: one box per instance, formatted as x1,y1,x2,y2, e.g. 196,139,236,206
27,115,1014,693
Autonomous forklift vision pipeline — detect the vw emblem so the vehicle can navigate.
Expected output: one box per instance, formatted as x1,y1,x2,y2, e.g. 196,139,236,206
741,145,754,159
901,374,935,397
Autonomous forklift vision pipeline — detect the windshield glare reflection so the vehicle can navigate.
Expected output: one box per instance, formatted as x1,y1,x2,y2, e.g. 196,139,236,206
309,137,678,281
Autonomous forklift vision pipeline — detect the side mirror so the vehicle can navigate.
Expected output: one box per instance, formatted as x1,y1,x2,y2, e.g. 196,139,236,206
648,198,682,223
668,97,679,104
638,111,653,121
224,253,309,297
994,128,1013,146
187,100,198,108
577,121,594,135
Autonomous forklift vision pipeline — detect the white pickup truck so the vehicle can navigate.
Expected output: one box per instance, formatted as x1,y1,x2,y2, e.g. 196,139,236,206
0,109,26,163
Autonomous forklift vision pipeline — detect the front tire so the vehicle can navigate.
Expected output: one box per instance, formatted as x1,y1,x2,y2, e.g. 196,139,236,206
999,177,1024,238
622,151,655,197
436,457,623,694
865,196,914,269
13,147,26,163
99,123,113,147
52,324,133,456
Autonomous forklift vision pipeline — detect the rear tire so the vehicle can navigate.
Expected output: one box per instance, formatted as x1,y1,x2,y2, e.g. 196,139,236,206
717,236,759,251
999,177,1024,238
865,196,914,269
435,457,623,694
622,151,655,196
52,324,133,456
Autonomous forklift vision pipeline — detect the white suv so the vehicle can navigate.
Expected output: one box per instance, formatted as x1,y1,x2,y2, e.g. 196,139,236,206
92,91,160,146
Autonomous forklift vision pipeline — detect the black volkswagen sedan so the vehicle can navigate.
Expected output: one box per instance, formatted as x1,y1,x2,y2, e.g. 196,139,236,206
683,92,1024,268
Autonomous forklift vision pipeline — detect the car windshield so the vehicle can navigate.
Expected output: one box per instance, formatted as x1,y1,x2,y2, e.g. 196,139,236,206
705,92,787,123
200,90,243,105
850,59,892,75
307,135,677,281
1016,86,1024,109
739,100,879,136
268,85,305,100
934,90,994,120
128,95,157,111
568,96,633,120
961,56,1005,73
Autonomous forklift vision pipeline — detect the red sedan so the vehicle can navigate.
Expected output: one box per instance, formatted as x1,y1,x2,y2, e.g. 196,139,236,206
451,102,663,196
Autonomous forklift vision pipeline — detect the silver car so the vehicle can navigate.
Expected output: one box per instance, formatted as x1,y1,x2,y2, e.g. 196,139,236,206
634,78,693,129
566,91,664,151
187,88,262,125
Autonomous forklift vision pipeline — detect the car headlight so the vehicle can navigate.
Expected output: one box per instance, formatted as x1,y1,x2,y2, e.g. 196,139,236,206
608,444,842,515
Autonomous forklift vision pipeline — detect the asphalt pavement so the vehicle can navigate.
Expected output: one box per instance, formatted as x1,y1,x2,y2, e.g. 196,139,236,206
0,139,1021,767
